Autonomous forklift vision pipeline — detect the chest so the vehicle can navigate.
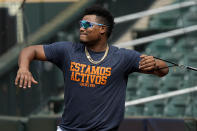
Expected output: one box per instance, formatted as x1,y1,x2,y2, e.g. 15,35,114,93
64,50,125,87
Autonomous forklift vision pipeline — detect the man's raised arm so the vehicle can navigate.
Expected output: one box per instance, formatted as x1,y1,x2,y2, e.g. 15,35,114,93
15,45,46,89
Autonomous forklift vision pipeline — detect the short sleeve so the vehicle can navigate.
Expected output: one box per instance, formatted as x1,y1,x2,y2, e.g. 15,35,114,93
43,41,71,69
121,48,141,74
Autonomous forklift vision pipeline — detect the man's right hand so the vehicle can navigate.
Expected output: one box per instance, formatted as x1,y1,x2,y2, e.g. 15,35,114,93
15,68,38,89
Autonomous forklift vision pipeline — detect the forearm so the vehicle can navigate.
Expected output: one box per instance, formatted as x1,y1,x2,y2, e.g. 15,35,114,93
18,46,35,69
18,45,46,69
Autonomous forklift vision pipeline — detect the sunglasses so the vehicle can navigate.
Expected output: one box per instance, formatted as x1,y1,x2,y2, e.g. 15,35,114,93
79,20,106,29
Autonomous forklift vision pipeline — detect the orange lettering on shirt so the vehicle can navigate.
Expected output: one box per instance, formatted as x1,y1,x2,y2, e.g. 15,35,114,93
105,67,112,76
71,71,75,81
80,73,86,83
85,65,91,74
100,67,106,76
80,64,87,73
90,75,96,84
101,76,107,85
75,72,80,81
70,62,75,71
86,74,90,83
75,63,80,72
91,66,100,75
95,76,101,84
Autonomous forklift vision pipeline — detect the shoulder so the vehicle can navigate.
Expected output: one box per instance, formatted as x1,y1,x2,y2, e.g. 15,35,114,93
110,45,140,56
44,41,84,51
46,41,73,47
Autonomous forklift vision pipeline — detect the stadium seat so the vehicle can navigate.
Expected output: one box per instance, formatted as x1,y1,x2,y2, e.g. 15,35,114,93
127,73,139,88
145,38,174,57
164,95,189,117
126,88,137,101
160,51,183,64
136,75,159,97
172,37,197,54
177,6,197,27
144,100,165,117
182,88,197,118
184,105,197,117
183,72,197,88
185,95,197,117
179,53,197,70
136,86,158,98
158,75,183,93
137,74,161,87
149,10,181,29
125,104,145,116
126,73,139,100
164,103,185,117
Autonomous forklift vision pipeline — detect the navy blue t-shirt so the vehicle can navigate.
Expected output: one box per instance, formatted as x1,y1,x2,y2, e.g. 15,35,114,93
43,42,141,131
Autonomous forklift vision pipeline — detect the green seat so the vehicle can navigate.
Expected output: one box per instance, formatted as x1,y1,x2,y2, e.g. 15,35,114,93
137,74,160,87
160,52,183,64
136,86,158,98
172,37,197,54
183,72,197,88
149,10,181,29
126,73,139,100
170,95,190,105
164,103,186,117
136,75,159,97
159,75,183,93
180,53,197,69
177,6,197,27
164,95,189,117
144,100,165,117
185,103,197,118
127,73,139,88
126,88,137,101
145,38,174,56
125,104,145,116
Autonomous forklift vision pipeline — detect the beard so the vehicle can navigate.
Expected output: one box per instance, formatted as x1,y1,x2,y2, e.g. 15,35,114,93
80,38,100,47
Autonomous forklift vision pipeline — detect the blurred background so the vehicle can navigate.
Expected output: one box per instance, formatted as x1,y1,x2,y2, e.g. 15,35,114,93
0,0,197,130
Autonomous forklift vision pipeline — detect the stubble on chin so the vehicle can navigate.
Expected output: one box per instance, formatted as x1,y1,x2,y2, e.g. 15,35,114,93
80,39,93,46
80,40,88,45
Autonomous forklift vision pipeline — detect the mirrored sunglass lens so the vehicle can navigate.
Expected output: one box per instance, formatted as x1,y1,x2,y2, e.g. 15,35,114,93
80,21,91,29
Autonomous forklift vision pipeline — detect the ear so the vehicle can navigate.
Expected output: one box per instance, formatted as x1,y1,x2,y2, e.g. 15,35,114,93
100,26,107,34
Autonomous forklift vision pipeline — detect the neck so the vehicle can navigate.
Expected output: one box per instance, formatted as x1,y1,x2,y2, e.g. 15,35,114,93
85,39,108,52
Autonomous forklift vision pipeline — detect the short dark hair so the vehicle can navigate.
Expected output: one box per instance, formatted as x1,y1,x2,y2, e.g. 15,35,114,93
83,5,115,38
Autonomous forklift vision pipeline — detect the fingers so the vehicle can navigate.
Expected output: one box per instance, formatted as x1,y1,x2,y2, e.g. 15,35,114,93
15,74,20,86
139,62,155,71
32,77,38,84
28,77,32,88
19,74,25,88
15,69,38,89
140,54,147,58
139,55,156,71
